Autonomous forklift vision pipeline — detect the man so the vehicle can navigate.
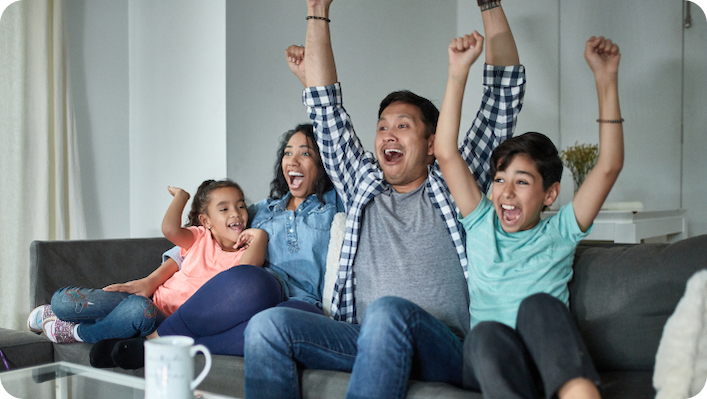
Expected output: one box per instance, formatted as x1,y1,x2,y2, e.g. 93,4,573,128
245,1,525,398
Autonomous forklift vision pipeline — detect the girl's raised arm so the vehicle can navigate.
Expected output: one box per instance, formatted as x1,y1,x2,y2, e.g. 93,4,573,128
162,186,196,249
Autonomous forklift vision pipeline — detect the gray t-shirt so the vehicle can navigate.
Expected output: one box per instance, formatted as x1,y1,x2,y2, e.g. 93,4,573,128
354,183,470,338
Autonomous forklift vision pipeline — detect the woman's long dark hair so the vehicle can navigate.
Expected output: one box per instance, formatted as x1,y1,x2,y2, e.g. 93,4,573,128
269,124,333,204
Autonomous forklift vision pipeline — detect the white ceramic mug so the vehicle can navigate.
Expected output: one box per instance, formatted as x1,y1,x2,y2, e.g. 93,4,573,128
144,336,212,399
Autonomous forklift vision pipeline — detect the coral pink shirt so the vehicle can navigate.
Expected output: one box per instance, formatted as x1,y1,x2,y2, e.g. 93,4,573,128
153,226,245,315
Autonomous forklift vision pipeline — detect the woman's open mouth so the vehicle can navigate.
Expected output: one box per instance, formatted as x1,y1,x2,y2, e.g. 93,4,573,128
288,171,304,190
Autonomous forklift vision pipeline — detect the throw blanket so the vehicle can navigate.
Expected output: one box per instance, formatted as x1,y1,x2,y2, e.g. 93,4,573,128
654,269,707,398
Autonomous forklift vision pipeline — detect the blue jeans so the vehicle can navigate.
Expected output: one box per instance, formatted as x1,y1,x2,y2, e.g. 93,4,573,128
244,296,464,399
50,287,167,343
463,293,600,399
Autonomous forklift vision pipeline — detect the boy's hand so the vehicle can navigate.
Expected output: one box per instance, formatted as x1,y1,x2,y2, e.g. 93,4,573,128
286,45,307,87
584,36,620,82
448,31,484,80
167,186,190,200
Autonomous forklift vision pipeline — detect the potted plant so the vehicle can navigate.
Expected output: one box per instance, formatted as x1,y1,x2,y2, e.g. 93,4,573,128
560,142,599,194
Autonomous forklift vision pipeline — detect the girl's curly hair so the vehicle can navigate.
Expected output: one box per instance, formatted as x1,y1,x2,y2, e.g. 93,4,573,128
186,179,244,227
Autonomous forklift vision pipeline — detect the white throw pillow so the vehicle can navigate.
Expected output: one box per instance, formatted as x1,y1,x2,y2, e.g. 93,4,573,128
654,269,707,399
321,212,346,317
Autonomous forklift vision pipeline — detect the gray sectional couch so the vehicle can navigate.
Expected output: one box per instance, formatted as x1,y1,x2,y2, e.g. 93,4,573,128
1,234,706,398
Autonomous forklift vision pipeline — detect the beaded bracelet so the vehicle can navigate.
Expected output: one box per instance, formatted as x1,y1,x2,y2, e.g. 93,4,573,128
596,118,625,123
306,16,330,22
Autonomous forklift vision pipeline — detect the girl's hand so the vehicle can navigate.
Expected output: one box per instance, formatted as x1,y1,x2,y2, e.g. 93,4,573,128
448,31,484,79
585,36,620,81
234,228,257,250
103,278,155,298
286,45,307,87
167,186,190,200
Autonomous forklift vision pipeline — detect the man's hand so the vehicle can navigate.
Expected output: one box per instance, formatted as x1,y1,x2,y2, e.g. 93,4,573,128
307,0,333,10
286,45,307,87
103,278,154,298
585,36,620,83
448,31,484,83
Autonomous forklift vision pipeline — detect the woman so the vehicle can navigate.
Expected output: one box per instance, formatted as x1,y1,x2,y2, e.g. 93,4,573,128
91,123,343,367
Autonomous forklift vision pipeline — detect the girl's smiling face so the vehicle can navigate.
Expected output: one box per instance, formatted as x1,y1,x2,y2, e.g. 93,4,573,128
198,186,248,251
491,154,559,233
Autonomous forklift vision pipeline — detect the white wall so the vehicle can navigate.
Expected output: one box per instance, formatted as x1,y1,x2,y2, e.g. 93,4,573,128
68,0,707,239
128,0,227,238
67,0,130,238
683,2,707,237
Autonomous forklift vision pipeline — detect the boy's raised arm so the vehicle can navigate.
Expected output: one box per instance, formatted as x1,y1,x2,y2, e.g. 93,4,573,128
573,36,624,232
304,0,336,87
436,32,486,218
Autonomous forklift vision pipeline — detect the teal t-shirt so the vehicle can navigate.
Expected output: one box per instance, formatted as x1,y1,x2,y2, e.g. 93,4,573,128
460,197,591,329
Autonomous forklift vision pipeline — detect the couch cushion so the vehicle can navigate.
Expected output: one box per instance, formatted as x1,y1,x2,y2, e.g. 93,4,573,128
0,329,53,371
30,238,174,309
569,234,707,371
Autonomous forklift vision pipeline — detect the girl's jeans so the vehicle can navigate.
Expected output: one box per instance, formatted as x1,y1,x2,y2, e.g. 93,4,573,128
50,287,167,343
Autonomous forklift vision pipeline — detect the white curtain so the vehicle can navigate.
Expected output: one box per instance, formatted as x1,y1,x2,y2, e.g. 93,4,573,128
0,0,86,330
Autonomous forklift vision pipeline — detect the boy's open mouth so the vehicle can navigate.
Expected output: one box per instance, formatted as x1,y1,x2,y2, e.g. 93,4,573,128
384,148,403,163
501,204,522,225
288,171,304,190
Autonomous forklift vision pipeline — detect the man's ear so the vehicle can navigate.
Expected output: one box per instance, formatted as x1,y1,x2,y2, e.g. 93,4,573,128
427,134,435,156
543,182,561,207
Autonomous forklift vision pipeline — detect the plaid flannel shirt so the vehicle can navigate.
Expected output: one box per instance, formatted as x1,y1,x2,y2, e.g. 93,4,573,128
304,64,526,323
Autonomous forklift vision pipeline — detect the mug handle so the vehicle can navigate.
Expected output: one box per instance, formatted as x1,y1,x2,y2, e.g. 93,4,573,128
190,344,212,390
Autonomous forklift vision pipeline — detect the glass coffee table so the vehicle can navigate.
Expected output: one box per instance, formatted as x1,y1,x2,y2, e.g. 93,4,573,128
0,362,237,399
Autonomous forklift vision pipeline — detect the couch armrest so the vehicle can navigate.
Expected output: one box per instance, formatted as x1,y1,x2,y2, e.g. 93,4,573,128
29,238,174,311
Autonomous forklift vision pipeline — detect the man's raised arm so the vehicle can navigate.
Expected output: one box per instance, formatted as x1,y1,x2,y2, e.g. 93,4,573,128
305,0,337,87
479,0,519,66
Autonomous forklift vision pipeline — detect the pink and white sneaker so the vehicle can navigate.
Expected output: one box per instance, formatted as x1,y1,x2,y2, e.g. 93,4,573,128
27,305,55,333
41,317,80,344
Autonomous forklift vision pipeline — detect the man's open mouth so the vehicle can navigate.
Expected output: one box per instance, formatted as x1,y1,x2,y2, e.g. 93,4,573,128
384,148,403,163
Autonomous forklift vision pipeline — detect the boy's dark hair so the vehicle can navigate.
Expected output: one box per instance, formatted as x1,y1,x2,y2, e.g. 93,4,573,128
378,91,440,139
490,132,563,191
186,179,244,227
269,123,334,204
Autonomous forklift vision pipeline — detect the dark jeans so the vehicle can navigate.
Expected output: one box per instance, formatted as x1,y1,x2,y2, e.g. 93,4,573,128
156,265,322,356
463,293,600,399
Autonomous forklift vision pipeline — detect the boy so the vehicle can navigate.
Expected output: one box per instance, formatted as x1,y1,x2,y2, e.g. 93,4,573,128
435,33,623,399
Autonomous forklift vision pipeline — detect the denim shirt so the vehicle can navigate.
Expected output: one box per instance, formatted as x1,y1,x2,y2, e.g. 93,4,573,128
250,189,343,307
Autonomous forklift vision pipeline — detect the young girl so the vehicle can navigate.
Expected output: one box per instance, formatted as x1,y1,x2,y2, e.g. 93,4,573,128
27,179,267,344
